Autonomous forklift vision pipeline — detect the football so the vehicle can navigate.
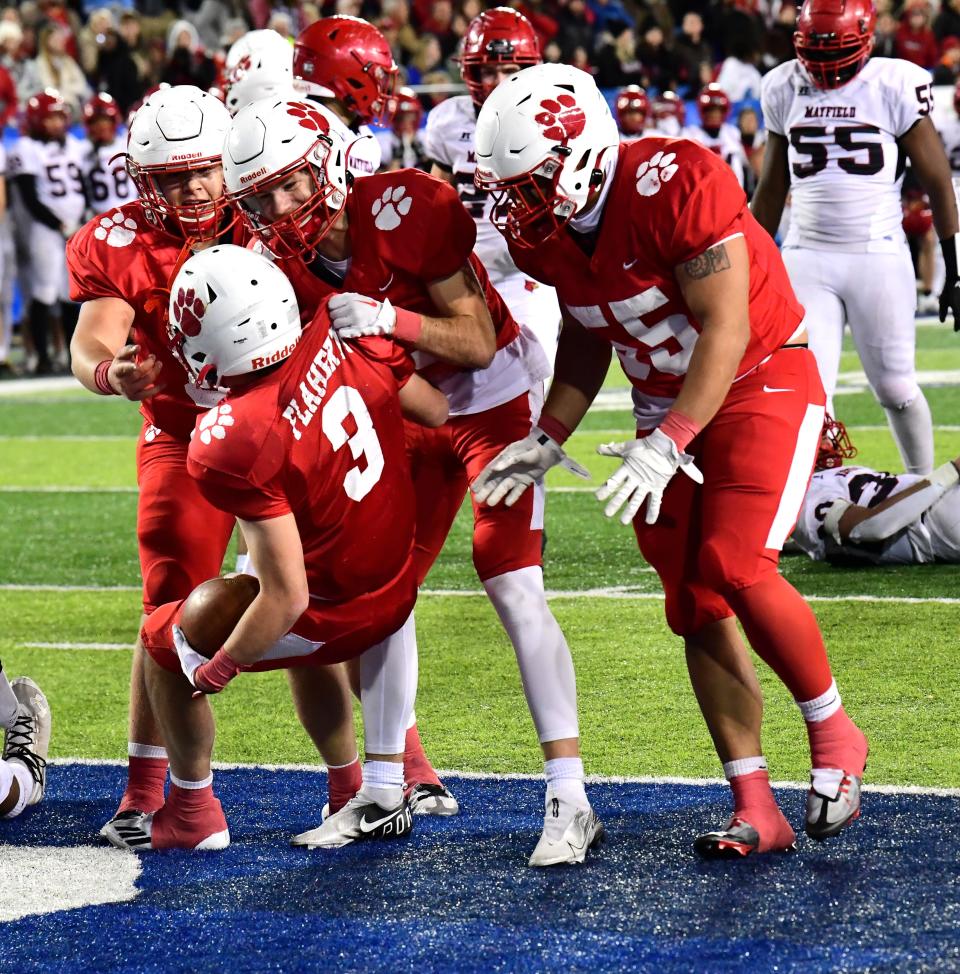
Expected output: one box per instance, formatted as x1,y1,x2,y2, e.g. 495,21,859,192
179,573,260,657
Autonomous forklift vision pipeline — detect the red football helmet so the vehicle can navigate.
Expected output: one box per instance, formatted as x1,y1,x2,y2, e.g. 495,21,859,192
816,414,858,471
697,83,730,126
83,92,121,143
459,7,541,108
794,0,876,90
615,85,649,135
25,89,69,139
651,90,685,125
293,16,398,125
390,86,423,135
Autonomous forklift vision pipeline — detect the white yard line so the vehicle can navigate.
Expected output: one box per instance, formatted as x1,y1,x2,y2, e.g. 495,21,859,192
45,757,960,797
0,583,140,592
0,435,134,442
0,486,137,493
19,641,130,651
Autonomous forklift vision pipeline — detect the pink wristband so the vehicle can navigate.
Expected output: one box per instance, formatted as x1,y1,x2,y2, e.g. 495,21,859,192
537,413,572,446
193,648,243,694
394,307,423,343
659,409,702,453
94,359,118,396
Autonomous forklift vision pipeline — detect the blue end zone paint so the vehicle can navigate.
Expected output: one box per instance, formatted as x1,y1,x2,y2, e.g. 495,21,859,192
2,764,959,974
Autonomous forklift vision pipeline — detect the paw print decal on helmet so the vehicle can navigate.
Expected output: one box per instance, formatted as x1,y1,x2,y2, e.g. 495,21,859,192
286,103,331,133
534,95,586,143
635,151,679,197
93,211,138,248
227,54,251,85
172,287,205,338
372,186,413,231
197,403,234,445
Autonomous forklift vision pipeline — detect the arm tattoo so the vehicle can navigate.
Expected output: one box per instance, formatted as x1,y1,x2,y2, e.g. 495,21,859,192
682,243,732,280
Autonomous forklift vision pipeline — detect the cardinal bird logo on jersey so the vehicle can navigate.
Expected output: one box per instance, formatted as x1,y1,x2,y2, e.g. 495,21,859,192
172,287,205,338
286,103,331,133
534,95,586,143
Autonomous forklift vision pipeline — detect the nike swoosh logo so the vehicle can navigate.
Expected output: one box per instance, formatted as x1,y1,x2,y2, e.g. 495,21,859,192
358,809,402,834
378,273,394,292
623,259,638,270
763,385,794,393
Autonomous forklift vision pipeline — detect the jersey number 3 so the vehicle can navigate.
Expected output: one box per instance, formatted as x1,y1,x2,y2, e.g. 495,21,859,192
322,386,385,502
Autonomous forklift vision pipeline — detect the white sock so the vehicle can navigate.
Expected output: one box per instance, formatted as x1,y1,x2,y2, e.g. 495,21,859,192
170,772,213,790
1,759,35,818
128,742,168,760
544,756,588,806
0,667,18,731
361,760,404,808
810,768,845,798
722,756,768,780
884,393,934,475
406,710,416,730
235,552,251,574
796,679,841,723
360,613,418,755
484,566,580,743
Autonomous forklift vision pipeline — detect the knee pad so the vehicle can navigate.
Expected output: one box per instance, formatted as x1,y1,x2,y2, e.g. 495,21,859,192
874,377,921,411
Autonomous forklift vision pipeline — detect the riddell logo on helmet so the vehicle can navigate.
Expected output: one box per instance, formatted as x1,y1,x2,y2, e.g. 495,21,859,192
169,152,202,161
251,341,299,369
241,167,268,183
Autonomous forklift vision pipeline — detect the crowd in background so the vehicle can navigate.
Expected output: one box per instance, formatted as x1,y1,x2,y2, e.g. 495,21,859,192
1,0,960,129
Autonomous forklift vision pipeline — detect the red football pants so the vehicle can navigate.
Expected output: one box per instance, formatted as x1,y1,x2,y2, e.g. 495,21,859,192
136,422,235,614
404,391,544,585
635,348,825,638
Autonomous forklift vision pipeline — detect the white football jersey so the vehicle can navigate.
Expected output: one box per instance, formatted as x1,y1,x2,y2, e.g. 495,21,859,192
81,135,137,216
651,116,683,138
334,118,381,178
7,134,87,227
793,465,960,563
936,113,960,181
682,122,748,188
762,57,934,251
424,94,519,284
374,128,429,170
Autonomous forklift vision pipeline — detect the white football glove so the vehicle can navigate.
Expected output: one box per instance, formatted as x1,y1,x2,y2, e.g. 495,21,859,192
172,623,207,689
595,427,703,526
471,426,590,507
328,292,397,339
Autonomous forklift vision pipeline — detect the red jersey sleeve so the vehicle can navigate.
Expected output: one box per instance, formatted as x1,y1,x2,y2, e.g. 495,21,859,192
354,335,416,387
193,467,292,522
416,177,477,282
645,144,747,267
66,221,121,303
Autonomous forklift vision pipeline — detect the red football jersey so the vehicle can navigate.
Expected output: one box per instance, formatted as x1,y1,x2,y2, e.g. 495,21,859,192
279,169,520,360
511,139,804,424
67,202,230,440
187,299,417,610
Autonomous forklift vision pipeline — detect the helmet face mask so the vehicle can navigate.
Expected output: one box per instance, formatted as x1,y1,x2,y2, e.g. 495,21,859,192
479,155,573,248
459,7,541,107
84,93,121,145
794,0,877,90
816,415,858,471
615,86,649,135
26,89,69,141
697,84,730,132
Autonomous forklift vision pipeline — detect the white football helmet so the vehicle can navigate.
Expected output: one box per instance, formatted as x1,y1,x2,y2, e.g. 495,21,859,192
474,63,619,247
223,29,296,116
126,84,232,240
168,244,302,390
223,97,350,259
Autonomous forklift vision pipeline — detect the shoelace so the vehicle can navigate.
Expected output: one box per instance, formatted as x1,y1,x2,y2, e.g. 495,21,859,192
2,712,46,786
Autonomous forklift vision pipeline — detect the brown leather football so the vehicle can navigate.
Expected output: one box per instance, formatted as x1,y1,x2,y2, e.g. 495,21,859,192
179,574,260,657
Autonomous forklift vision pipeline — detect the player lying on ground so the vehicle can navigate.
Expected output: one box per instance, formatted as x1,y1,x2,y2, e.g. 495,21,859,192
472,62,868,858
223,94,601,865
103,245,448,852
0,661,50,820
794,415,960,565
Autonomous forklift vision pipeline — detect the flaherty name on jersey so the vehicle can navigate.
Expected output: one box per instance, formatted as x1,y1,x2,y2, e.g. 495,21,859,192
282,331,349,441
803,106,857,119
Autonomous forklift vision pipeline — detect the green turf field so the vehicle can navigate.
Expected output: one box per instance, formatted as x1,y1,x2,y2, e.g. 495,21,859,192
1,326,958,787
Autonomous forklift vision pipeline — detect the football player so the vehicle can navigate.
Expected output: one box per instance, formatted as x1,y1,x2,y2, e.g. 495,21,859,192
68,85,247,840
224,98,602,866
473,62,868,857
8,89,87,374
615,85,651,143
0,663,49,820
683,84,748,189
102,246,449,851
752,0,960,476
223,28,294,117
424,6,561,368
649,90,685,137
293,16,394,178
794,416,960,564
79,93,137,218
376,87,429,171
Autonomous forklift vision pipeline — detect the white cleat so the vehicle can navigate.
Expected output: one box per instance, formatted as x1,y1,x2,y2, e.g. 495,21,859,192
806,773,863,841
3,677,51,806
292,793,413,850
101,809,230,851
407,782,459,817
528,793,604,867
